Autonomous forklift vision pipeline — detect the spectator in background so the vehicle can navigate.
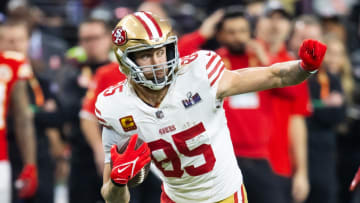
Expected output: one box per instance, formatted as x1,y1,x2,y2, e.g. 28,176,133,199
56,18,112,203
256,2,311,203
245,0,266,17
0,21,37,203
323,35,354,104
288,21,323,203
323,34,356,203
338,4,360,203
178,9,224,57
321,16,347,45
288,15,345,203
245,0,266,36
288,15,323,55
305,34,346,203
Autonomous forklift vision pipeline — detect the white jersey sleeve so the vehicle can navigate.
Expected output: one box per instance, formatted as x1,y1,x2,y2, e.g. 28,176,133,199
101,127,129,163
201,50,226,91
182,50,225,87
179,50,226,108
95,82,139,163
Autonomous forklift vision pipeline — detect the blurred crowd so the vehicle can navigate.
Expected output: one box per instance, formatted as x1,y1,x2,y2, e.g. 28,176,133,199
0,0,360,203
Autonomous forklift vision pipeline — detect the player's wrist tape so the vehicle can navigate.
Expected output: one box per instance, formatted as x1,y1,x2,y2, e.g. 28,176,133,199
299,61,318,74
111,179,126,187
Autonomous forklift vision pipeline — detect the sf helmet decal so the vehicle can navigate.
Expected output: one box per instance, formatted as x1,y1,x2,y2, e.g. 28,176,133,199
112,26,127,46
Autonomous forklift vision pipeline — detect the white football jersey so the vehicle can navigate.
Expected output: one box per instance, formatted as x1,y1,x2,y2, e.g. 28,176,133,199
96,50,243,203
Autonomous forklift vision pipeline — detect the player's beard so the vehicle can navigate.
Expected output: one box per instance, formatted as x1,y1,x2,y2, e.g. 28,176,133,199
146,65,168,84
152,76,165,83
224,42,246,55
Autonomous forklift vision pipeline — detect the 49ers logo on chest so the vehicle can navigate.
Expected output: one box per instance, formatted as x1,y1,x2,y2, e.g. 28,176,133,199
159,125,176,135
112,26,127,46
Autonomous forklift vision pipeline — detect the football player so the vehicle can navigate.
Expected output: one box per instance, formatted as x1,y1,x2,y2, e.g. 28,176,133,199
0,51,37,202
96,11,327,203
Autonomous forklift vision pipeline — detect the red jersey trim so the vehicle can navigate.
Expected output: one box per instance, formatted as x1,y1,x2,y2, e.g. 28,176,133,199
208,59,223,79
206,54,217,70
210,64,225,87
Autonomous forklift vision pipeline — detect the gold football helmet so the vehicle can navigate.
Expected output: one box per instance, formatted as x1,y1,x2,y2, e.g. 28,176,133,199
112,11,179,90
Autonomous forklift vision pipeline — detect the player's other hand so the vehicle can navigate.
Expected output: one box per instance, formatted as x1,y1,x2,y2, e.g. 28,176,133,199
350,166,360,191
110,134,151,186
15,164,38,199
299,39,327,72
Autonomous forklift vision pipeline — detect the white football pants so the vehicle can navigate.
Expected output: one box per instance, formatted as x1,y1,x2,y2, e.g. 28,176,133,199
0,161,11,203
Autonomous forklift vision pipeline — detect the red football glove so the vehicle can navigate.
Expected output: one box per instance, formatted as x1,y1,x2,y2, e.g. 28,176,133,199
15,164,38,199
298,39,327,72
350,166,360,191
110,134,151,186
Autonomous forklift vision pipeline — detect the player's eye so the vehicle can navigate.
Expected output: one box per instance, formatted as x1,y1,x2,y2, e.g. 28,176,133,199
156,49,165,57
139,53,151,61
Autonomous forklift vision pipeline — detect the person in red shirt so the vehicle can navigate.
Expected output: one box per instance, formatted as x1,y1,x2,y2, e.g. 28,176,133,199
256,2,312,203
0,51,37,203
80,62,126,176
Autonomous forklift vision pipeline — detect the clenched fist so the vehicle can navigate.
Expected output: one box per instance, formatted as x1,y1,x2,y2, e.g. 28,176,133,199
299,39,327,72
110,134,151,186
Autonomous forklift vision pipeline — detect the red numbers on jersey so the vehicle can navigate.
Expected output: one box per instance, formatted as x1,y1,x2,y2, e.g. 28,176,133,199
148,122,216,178
103,81,124,96
180,53,198,66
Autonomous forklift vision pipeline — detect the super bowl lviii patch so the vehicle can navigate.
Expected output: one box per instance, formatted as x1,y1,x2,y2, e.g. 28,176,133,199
182,91,202,108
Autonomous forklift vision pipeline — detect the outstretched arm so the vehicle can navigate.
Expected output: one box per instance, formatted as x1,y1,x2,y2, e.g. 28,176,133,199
217,60,308,98
217,39,327,99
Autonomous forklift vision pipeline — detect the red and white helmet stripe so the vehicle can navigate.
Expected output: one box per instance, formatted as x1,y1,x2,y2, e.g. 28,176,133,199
134,11,163,40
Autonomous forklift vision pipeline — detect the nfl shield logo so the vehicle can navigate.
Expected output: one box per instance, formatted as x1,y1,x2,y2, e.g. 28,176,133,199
155,110,164,119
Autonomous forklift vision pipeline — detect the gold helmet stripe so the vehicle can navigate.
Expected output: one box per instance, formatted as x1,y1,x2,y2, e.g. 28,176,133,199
133,12,163,40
